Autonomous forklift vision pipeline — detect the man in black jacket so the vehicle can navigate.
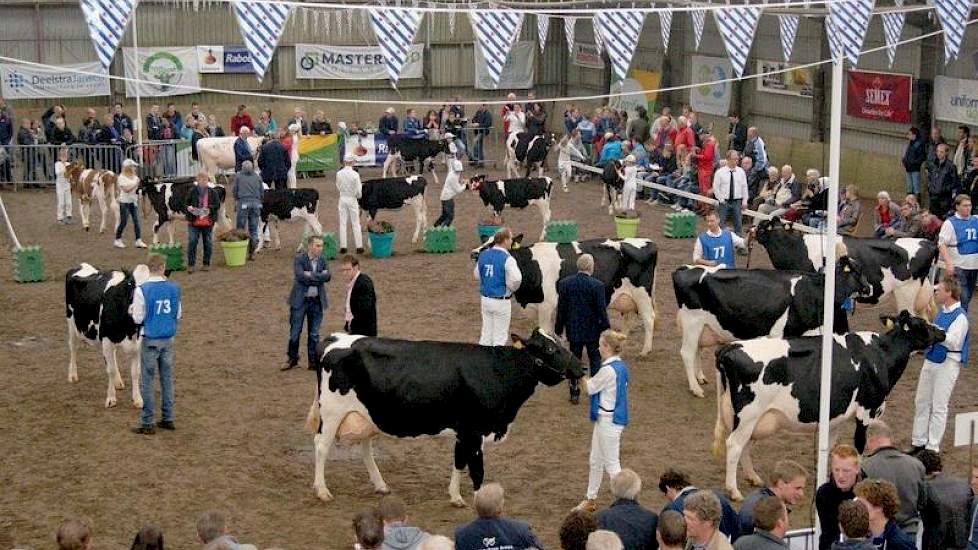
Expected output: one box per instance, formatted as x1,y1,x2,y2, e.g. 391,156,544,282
903,127,926,200
727,112,747,154
112,103,134,136
257,133,291,190
816,444,863,550
595,469,659,550
340,255,377,337
928,143,959,218
185,172,222,273
555,253,610,404
918,450,970,550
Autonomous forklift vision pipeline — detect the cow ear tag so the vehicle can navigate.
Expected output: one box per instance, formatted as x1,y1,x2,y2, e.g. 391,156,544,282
512,340,524,350
882,318,895,329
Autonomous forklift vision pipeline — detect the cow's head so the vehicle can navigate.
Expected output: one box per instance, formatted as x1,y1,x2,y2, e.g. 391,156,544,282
835,256,873,303
512,329,584,384
753,216,797,246
880,310,945,350
65,160,85,183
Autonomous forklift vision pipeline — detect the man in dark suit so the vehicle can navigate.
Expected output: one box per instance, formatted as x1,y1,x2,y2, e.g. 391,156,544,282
555,253,610,404
257,132,291,190
285,235,330,371
340,255,377,337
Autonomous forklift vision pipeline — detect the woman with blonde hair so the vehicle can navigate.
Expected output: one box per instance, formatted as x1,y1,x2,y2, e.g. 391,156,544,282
576,329,631,513
115,158,147,249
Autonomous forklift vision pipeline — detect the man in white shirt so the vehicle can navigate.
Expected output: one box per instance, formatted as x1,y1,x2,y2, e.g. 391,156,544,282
473,228,523,346
712,150,749,235
693,211,747,269
335,158,364,254
939,194,978,311
911,276,969,453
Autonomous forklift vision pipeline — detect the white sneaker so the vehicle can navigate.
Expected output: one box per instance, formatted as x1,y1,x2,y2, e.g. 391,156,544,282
134,239,148,249
113,239,126,249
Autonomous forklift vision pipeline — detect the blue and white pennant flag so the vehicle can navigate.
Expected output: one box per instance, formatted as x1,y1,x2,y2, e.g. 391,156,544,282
537,14,550,52
596,11,646,80
659,9,673,52
778,14,799,62
691,9,706,51
368,8,423,87
826,0,874,65
469,10,524,88
80,0,137,71
881,0,905,67
592,15,604,53
934,0,971,63
232,0,291,81
713,6,761,78
564,17,576,55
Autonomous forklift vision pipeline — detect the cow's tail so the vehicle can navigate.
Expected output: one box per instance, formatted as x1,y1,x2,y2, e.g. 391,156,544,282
916,277,936,319
712,346,734,458
140,188,152,219
305,399,321,433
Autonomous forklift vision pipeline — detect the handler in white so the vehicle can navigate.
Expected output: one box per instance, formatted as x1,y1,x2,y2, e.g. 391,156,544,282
335,158,363,254
557,133,585,193
911,275,969,453
620,155,639,211
54,146,73,224
576,329,630,513
473,228,522,346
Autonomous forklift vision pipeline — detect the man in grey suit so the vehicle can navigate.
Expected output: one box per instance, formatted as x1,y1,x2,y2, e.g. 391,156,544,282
285,235,331,371
555,253,610,404
918,450,970,550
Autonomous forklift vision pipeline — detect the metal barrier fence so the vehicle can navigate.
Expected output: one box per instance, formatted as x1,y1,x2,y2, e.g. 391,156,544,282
126,140,199,180
1,143,129,189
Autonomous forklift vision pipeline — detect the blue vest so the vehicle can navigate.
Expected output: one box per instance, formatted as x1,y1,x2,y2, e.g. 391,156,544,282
926,305,969,364
699,230,736,268
589,359,629,426
478,248,509,298
141,280,181,339
951,215,978,256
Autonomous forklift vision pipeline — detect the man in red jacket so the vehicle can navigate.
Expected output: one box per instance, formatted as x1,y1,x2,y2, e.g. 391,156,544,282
230,105,253,136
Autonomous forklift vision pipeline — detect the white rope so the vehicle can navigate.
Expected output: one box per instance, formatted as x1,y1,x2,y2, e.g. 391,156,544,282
0,11,969,107
0,195,24,250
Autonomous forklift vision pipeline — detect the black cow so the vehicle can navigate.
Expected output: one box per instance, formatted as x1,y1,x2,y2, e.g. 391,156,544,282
359,176,428,244
139,177,231,244
754,217,938,316
382,135,449,184
304,329,582,505
672,260,872,397
506,132,555,178
601,160,624,214
65,263,148,409
713,311,944,500
472,236,658,355
257,188,323,252
468,175,554,241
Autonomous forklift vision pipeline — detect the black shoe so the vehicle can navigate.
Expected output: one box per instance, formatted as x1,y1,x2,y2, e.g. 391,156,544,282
907,445,925,456
339,248,348,255
130,425,156,435
356,248,365,254
281,359,299,371
156,420,175,430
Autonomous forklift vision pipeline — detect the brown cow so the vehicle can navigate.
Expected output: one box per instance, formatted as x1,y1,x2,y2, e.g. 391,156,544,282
66,161,119,233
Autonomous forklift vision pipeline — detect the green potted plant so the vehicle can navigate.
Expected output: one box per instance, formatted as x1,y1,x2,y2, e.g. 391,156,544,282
613,208,641,239
217,229,250,267
478,213,504,243
367,220,396,258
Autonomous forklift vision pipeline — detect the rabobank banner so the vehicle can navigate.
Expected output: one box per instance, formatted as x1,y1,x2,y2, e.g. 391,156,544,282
295,44,424,80
934,75,978,126
196,46,254,74
0,62,110,99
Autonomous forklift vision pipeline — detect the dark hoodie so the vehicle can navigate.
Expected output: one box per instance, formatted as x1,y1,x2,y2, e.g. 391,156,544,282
382,523,428,550
830,538,877,550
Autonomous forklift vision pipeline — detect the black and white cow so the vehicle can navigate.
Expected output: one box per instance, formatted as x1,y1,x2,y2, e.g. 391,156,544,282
257,188,323,253
359,176,429,244
755,217,938,316
65,263,149,409
468,175,554,241
473,236,658,355
304,329,583,505
672,259,872,398
139,177,231,244
601,160,624,214
382,136,449,185
713,310,944,500
506,132,555,178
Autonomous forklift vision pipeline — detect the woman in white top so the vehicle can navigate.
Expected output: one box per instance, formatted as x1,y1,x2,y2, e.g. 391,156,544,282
114,158,147,249
54,146,73,224
434,156,466,227
506,105,526,136
557,131,586,193
620,155,639,211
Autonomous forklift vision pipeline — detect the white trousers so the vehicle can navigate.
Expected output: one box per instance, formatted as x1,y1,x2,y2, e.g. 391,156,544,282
587,416,624,499
337,197,363,249
911,360,960,451
479,296,512,346
558,162,572,189
56,179,73,221
621,184,637,211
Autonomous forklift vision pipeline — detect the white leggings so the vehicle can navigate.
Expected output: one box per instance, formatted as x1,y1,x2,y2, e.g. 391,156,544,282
338,198,363,249
620,184,637,211
586,416,624,499
56,179,72,221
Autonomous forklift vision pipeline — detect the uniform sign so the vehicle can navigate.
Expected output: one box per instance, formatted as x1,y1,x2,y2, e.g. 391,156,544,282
573,43,605,69
343,132,389,166
846,69,912,123
934,75,978,126
475,41,536,90
123,47,201,97
690,55,733,116
196,46,254,73
296,44,424,80
0,62,110,99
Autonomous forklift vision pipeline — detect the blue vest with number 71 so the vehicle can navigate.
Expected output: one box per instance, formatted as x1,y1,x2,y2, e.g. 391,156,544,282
141,280,181,339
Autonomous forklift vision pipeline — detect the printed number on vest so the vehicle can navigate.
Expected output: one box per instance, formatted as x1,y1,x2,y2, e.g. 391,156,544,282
713,246,725,258
155,299,172,314
967,228,977,241
483,264,494,277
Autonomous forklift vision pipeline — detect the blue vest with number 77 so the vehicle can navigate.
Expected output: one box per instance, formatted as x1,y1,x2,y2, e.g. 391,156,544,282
950,215,978,256
699,230,735,268
141,280,181,339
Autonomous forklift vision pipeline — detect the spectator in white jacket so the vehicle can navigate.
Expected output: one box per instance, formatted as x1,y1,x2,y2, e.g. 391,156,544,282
558,132,586,192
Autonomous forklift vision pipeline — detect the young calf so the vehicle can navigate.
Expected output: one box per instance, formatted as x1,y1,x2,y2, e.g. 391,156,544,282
258,187,323,252
469,175,553,241
139,177,231,244
65,161,119,233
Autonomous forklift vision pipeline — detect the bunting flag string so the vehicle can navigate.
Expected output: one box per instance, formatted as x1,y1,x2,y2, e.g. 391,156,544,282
369,7,424,87
881,0,905,67
778,14,799,62
595,11,646,80
713,6,761,78
231,0,291,80
826,0,873,65
537,14,550,52
934,0,970,63
658,9,673,53
469,10,524,88
564,16,576,55
691,9,705,51
80,0,137,71
592,15,604,53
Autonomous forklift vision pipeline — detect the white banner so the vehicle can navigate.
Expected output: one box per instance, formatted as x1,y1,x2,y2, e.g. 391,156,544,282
690,55,733,117
934,75,978,126
475,40,535,90
572,43,605,69
296,43,423,80
123,47,201,97
0,62,109,99
344,133,378,166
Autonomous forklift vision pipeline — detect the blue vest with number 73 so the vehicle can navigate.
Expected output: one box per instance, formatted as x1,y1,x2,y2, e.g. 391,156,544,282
141,280,181,339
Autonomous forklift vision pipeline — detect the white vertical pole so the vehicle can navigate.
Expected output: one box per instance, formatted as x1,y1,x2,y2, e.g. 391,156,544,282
132,4,143,148
815,53,844,541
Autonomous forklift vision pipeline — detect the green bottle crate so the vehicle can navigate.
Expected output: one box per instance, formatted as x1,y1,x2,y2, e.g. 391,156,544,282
664,211,697,238
13,245,44,282
424,226,457,253
545,220,579,243
149,243,185,271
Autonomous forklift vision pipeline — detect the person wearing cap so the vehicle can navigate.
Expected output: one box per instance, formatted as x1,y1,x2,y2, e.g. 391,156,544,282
336,158,364,254
234,126,254,172
114,158,147,249
599,133,623,167
620,155,639,211
379,107,399,137
434,150,466,227
444,132,459,158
